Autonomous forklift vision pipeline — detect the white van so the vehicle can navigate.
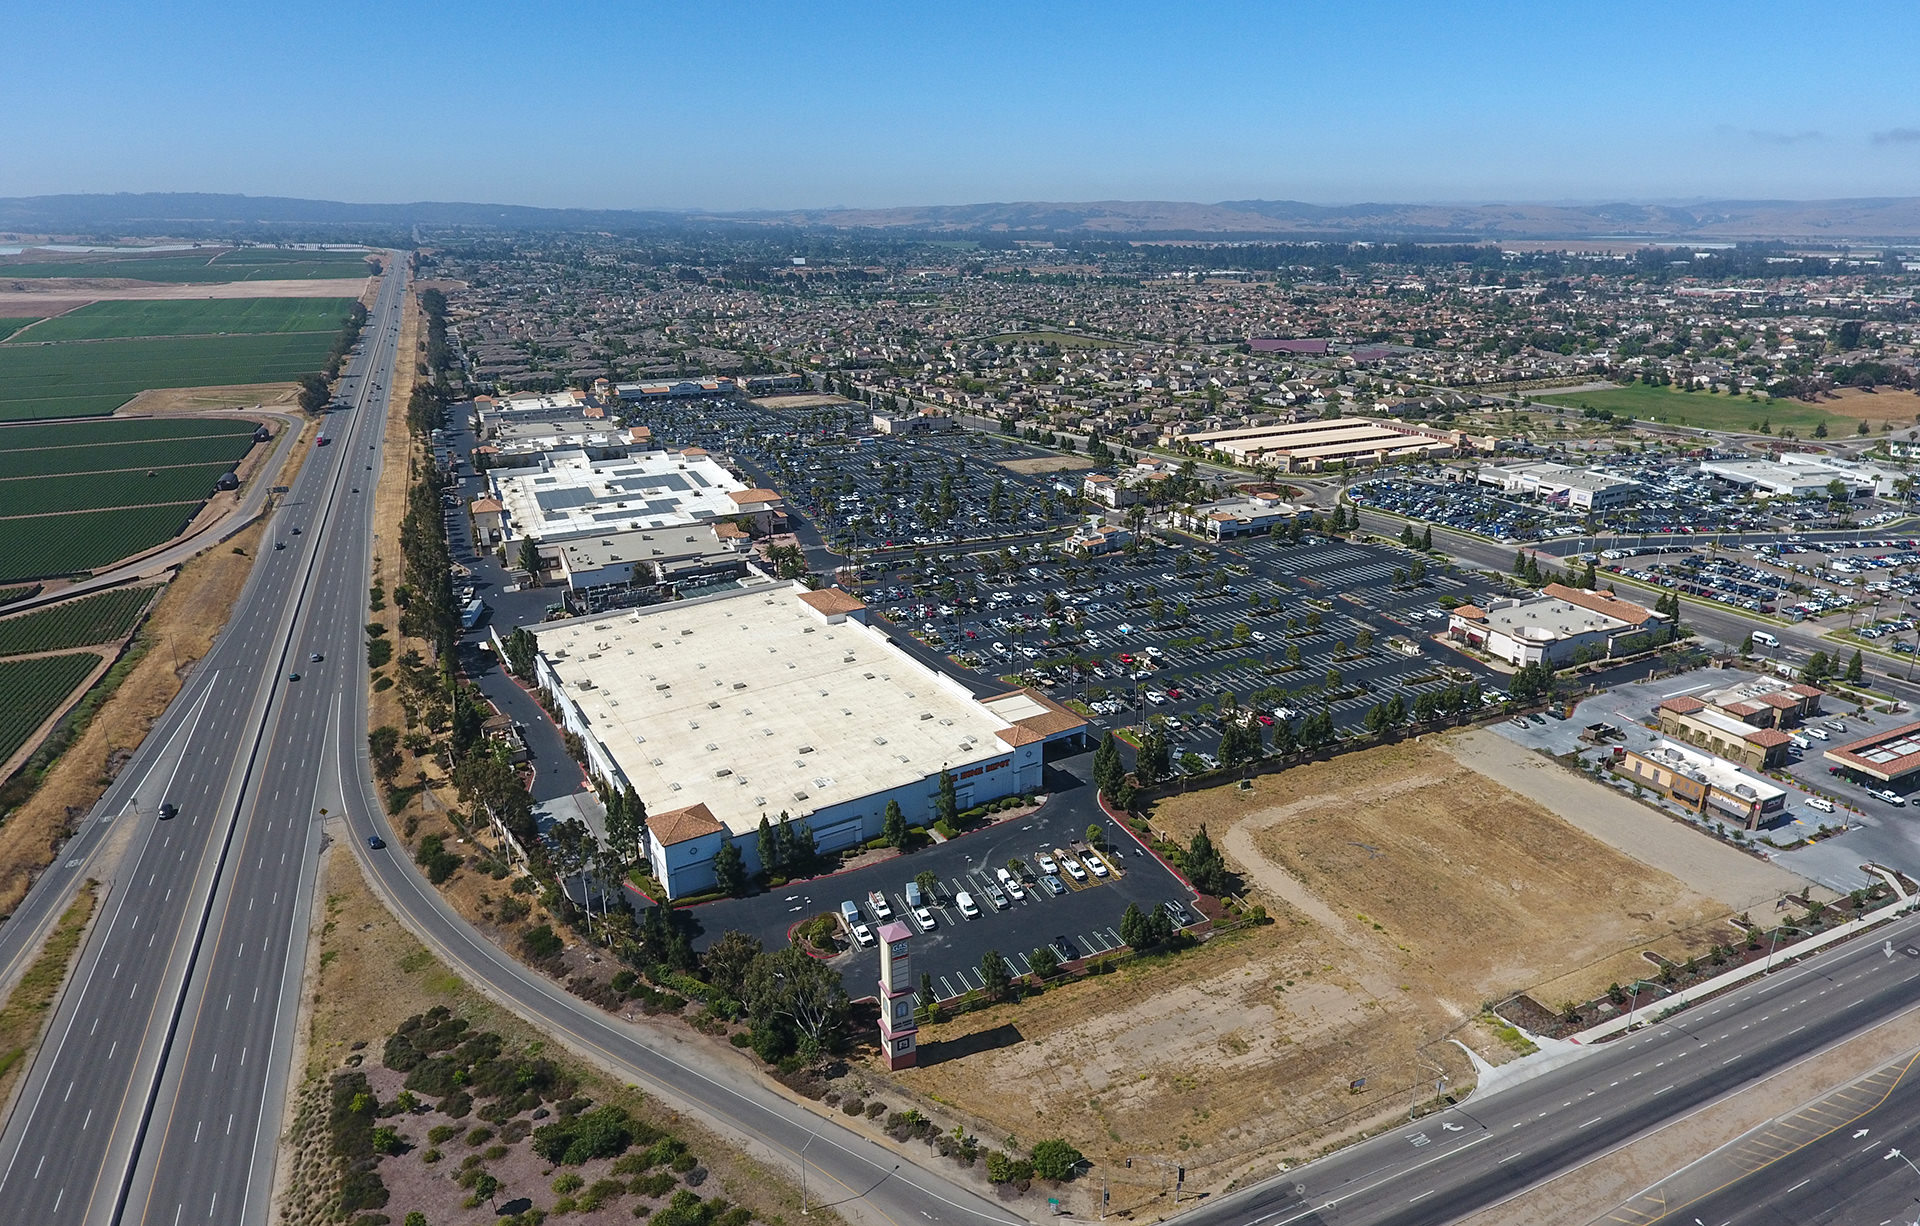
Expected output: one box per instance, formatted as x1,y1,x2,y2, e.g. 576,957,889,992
1751,630,1780,649
956,891,980,919
1806,727,1830,741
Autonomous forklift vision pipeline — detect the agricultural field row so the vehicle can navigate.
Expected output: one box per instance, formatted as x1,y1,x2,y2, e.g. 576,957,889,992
0,585,41,607
0,504,200,584
0,462,236,518
0,416,257,451
14,297,356,343
0,248,372,283
0,319,37,342
0,586,159,657
0,433,256,481
0,652,104,765
0,331,339,421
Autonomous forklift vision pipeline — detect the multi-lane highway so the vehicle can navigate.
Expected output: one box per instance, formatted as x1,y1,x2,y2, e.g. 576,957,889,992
1173,907,1920,1226
0,259,409,1226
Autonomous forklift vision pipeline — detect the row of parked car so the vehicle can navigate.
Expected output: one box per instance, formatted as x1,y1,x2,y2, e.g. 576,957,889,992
837,847,1115,947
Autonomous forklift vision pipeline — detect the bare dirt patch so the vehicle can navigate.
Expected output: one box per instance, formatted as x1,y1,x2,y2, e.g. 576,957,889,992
0,278,368,312
997,455,1095,475
117,382,302,417
893,741,1737,1207
749,393,850,410
1820,386,1920,425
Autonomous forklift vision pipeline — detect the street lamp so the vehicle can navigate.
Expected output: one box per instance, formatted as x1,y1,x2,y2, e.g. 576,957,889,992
1765,923,1813,974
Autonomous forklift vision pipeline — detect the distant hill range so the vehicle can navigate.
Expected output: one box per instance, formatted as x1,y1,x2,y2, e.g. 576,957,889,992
5,192,1920,242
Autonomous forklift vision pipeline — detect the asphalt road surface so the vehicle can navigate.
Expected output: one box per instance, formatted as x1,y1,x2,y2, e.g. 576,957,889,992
0,260,409,1226
1175,908,1920,1226
1603,1045,1920,1226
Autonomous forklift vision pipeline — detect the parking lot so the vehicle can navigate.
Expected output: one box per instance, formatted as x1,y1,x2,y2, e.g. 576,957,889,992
621,395,1088,552
686,788,1196,1001
1347,470,1778,544
865,531,1504,766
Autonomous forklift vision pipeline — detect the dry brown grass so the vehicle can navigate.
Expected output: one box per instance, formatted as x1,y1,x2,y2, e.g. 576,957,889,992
0,882,96,1112
1821,386,1920,424
997,455,1094,474
893,740,1735,1204
0,427,312,918
117,383,302,416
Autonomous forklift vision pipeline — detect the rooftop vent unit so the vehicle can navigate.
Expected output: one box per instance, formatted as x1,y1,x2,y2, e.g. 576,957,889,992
873,736,888,746
798,745,814,754
708,701,721,710
714,768,731,778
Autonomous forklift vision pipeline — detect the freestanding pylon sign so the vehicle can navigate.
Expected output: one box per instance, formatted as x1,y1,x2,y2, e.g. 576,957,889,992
876,921,918,1069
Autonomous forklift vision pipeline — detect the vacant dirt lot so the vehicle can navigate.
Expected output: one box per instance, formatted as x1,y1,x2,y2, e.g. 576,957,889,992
749,393,849,409
0,278,368,313
893,740,1737,1204
997,455,1094,474
1821,386,1920,424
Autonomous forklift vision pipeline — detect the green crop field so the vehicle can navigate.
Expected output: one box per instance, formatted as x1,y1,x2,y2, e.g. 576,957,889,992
1537,385,1854,436
0,504,201,583
0,319,38,341
0,331,340,421
0,462,234,518
0,419,259,580
0,585,41,607
0,434,255,481
0,587,158,657
0,248,372,283
0,652,104,764
0,417,257,451
19,297,356,342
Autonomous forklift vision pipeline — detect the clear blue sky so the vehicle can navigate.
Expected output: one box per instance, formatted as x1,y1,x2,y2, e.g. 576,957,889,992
6,0,1917,210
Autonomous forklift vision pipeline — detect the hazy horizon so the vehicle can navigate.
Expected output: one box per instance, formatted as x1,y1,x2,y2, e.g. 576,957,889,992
6,1,1917,211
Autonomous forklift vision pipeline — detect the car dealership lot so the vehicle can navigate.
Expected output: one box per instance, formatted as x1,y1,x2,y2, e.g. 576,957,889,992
687,797,1195,1000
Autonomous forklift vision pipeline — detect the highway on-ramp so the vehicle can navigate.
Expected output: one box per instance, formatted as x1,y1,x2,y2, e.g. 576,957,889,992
0,261,409,1226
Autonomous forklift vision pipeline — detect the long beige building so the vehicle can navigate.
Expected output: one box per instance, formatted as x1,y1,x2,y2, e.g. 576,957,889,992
1172,417,1461,471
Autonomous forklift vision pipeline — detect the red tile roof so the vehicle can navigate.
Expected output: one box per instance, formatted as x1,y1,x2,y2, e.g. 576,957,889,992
1542,583,1658,626
798,588,867,616
648,802,724,847
1659,696,1706,714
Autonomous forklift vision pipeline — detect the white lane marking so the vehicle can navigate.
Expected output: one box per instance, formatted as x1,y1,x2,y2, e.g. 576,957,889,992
1579,1116,1602,1129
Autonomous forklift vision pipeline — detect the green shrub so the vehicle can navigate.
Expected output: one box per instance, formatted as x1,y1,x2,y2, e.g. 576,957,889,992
521,923,564,960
